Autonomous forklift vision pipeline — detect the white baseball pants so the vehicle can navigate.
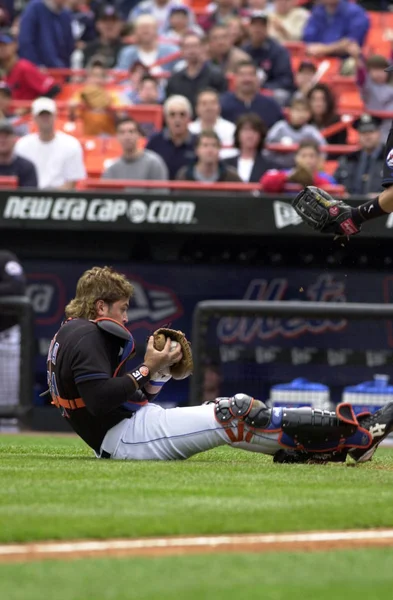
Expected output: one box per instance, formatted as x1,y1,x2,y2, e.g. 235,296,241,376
99,403,281,460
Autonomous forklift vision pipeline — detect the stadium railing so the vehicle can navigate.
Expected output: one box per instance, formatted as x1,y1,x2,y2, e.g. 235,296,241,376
0,296,35,428
76,178,347,195
189,300,393,406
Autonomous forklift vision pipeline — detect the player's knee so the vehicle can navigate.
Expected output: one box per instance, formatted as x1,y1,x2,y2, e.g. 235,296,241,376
214,393,270,428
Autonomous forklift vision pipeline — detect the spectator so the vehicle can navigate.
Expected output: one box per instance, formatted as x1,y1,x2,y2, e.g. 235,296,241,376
102,117,168,181
307,83,348,146
176,130,241,182
242,11,294,106
146,95,196,179
220,60,283,128
0,120,37,187
189,88,235,148
15,97,86,189
129,0,181,34
208,24,250,75
268,0,309,43
83,5,124,68
302,0,370,58
199,0,239,33
349,46,393,140
166,33,227,110
225,113,278,182
265,95,326,167
0,83,28,136
162,5,203,45
18,0,74,68
261,139,336,192
69,0,96,46
0,31,61,100
334,114,384,195
70,58,122,136
226,16,247,47
116,15,179,73
130,74,163,104
0,0,14,26
294,60,317,98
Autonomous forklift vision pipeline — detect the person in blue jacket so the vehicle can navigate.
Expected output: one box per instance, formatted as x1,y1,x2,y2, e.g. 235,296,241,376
242,11,294,106
18,0,74,68
302,0,370,58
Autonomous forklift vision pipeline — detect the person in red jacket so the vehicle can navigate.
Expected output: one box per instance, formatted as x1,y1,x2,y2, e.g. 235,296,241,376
260,139,337,193
0,31,61,100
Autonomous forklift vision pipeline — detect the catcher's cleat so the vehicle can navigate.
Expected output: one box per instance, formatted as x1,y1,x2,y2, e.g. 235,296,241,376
349,403,393,463
273,449,348,465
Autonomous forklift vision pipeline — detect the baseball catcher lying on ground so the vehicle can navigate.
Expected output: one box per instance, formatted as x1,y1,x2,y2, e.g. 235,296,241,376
46,266,393,465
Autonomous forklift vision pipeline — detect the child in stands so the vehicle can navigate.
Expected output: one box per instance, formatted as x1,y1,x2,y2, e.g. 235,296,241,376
260,138,336,192
265,95,326,167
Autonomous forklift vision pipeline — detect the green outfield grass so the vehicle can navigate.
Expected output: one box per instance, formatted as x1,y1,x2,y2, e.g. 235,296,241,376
1,549,393,600
1,434,393,544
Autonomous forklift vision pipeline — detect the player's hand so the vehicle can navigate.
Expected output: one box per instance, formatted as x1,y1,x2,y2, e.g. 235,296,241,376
292,186,361,236
143,336,183,374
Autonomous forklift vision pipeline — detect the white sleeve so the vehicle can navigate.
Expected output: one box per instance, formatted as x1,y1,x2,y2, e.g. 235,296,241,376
63,140,87,182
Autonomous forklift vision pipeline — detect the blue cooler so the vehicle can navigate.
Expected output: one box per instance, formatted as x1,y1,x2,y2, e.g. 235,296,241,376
269,378,331,410
342,375,393,415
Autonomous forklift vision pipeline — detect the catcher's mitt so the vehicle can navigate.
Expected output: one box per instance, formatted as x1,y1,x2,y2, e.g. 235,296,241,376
287,165,314,187
292,186,360,236
153,328,193,380
80,85,111,109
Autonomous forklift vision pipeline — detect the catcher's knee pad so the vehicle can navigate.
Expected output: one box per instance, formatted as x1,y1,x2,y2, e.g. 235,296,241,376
214,394,271,429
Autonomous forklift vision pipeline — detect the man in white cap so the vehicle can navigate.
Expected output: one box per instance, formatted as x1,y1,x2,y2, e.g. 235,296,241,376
15,97,86,189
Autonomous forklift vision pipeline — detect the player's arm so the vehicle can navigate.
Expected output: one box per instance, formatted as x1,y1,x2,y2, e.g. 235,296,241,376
73,333,181,416
377,186,393,213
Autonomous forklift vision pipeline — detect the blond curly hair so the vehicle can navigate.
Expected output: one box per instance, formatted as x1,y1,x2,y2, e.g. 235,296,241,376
65,266,134,320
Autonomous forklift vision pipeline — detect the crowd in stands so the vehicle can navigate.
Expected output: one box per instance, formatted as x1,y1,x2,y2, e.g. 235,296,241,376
0,0,391,194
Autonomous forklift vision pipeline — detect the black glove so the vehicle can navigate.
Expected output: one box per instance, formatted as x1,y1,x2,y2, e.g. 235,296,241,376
292,186,360,236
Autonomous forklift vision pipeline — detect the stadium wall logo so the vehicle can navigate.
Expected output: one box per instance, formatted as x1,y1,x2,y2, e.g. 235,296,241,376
216,274,347,343
26,274,67,326
2,196,196,225
273,201,303,229
126,275,183,331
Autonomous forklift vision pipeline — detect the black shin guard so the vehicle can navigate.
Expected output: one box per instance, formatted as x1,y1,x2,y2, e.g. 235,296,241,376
281,407,356,446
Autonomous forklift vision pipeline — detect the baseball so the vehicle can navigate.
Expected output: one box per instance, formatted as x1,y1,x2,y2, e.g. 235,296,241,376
170,340,179,351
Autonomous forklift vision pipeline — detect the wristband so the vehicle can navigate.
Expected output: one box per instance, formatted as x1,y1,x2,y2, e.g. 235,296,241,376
128,364,150,389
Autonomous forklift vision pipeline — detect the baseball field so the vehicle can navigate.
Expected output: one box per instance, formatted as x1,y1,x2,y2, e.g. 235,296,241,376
1,434,393,600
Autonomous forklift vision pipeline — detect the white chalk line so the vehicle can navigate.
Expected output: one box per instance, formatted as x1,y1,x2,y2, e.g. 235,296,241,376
1,529,393,558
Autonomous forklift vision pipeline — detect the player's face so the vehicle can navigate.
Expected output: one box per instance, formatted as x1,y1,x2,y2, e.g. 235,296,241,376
296,147,319,172
238,123,261,151
87,66,106,87
0,131,14,155
359,129,381,151
290,105,311,126
196,137,220,165
117,122,139,152
368,67,388,85
196,92,220,122
101,298,130,325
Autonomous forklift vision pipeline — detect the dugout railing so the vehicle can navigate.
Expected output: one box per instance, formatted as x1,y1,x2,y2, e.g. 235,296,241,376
0,296,34,428
190,301,393,406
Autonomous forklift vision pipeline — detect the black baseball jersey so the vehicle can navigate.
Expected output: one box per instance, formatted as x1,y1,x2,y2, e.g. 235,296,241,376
0,249,26,332
382,125,393,188
47,318,151,453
